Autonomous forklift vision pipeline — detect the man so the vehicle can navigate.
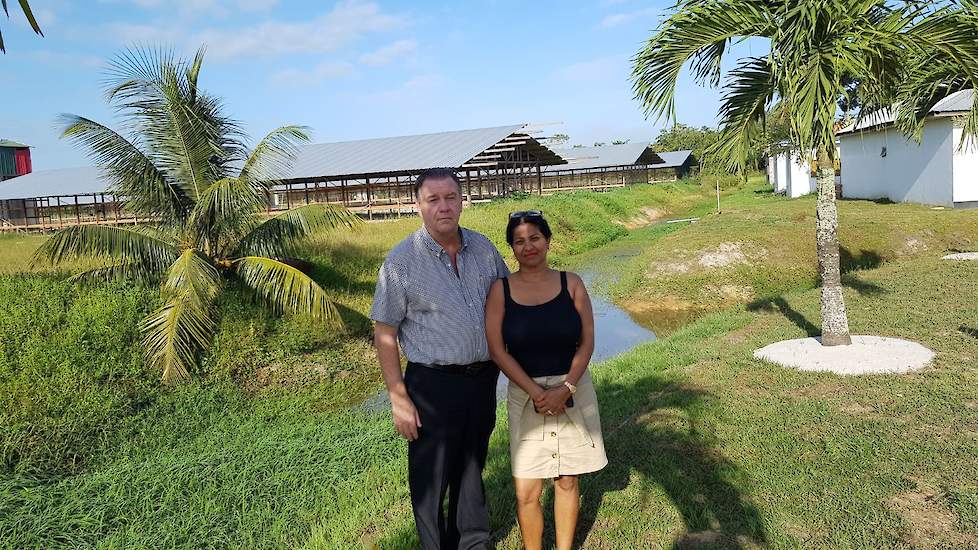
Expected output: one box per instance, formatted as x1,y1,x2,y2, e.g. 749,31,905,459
370,167,510,550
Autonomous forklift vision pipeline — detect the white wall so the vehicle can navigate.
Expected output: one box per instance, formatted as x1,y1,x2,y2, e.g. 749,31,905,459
774,154,788,193
840,118,954,206
786,152,816,198
769,152,815,198
952,126,978,203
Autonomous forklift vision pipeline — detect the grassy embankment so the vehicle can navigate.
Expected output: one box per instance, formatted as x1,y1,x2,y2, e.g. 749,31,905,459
1,177,724,548
4,177,977,548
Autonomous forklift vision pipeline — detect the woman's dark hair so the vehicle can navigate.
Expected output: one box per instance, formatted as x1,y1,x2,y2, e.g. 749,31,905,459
506,214,552,246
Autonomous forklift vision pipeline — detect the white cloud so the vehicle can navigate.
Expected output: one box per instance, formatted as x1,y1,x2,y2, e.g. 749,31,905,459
369,73,450,102
271,61,355,86
554,56,625,82
599,7,659,28
358,39,416,66
28,50,104,68
192,1,408,59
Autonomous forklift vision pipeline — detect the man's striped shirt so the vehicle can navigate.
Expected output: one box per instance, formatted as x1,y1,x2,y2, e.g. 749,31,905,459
370,226,510,365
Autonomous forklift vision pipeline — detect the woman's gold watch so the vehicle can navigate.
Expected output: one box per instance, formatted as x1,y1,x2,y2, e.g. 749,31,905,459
563,380,577,394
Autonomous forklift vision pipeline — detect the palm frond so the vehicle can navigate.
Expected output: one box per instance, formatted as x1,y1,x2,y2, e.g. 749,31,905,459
34,225,179,277
140,248,220,384
631,0,770,122
239,125,310,185
67,261,155,284
59,114,187,219
189,177,266,256
1,0,43,54
234,204,361,258
234,256,342,326
710,56,776,172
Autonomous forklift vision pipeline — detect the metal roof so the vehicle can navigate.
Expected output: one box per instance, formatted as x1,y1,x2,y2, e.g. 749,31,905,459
0,139,30,148
0,166,110,202
285,124,535,180
838,89,975,135
543,142,661,171
0,124,568,201
655,149,694,168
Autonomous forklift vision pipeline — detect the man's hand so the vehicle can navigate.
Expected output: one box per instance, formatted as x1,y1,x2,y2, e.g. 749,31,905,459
391,390,422,441
533,387,570,416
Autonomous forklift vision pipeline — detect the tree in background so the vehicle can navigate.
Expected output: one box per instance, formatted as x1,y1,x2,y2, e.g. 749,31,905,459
1,0,42,53
547,133,570,147
632,0,978,347
36,48,360,384
612,138,631,144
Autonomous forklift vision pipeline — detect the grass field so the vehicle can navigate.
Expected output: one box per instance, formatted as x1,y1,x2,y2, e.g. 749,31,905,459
3,177,978,548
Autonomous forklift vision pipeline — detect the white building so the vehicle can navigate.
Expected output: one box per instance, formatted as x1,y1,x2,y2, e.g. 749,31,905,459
767,149,816,198
838,89,978,207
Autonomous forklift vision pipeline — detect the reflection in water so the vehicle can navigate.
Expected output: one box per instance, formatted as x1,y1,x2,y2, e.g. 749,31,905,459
626,306,704,338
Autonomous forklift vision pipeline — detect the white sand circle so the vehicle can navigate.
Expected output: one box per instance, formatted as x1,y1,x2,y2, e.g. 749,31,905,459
753,336,934,375
942,252,978,261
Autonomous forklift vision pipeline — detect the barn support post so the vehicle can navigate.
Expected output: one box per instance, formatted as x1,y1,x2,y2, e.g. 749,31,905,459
366,177,373,220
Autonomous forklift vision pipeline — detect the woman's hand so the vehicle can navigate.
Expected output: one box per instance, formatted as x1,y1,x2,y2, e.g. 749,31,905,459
533,386,571,416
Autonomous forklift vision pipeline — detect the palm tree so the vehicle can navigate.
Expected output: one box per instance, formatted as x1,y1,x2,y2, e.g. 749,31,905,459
36,48,360,384
1,0,43,53
631,0,978,346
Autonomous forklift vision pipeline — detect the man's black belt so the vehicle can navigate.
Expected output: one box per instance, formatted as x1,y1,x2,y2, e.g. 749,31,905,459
408,360,495,376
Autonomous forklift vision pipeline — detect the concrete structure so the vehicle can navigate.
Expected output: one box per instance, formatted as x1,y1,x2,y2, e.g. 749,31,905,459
838,89,978,207
767,150,816,198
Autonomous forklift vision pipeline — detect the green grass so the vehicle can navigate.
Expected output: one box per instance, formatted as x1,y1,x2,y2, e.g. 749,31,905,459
4,177,977,548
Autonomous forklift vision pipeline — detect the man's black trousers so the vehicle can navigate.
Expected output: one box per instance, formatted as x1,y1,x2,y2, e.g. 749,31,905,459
404,363,499,550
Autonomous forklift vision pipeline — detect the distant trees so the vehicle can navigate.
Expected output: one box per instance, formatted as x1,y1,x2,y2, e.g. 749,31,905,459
547,133,570,147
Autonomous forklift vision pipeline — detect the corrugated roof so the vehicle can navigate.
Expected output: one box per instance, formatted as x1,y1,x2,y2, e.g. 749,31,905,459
0,139,30,148
543,142,660,171
0,124,565,201
655,150,694,168
838,89,975,135
0,166,110,202
285,124,528,180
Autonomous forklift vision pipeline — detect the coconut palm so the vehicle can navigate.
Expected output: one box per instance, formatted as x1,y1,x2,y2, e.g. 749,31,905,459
36,47,360,384
1,0,43,53
631,0,978,346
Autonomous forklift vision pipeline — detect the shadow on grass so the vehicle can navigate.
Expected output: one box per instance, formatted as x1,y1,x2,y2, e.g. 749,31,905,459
747,296,819,337
959,325,978,339
374,372,767,549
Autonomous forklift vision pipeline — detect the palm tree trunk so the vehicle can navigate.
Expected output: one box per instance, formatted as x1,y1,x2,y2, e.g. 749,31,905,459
815,146,851,346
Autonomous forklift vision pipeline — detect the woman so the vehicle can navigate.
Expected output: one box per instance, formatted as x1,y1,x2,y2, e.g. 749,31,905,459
485,210,608,550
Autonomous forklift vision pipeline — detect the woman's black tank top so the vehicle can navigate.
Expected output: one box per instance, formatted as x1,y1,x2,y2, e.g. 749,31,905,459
501,271,582,377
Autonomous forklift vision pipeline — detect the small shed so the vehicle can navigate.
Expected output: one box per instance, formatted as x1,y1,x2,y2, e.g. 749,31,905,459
0,140,32,181
767,150,815,198
837,89,978,207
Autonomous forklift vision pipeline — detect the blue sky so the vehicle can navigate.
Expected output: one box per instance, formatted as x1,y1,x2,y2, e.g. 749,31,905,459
0,0,751,170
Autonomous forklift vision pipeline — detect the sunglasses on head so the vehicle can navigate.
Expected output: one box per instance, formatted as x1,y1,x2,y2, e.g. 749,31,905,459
509,210,544,219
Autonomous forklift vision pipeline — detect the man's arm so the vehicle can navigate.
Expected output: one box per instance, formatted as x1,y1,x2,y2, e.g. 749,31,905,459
374,322,421,441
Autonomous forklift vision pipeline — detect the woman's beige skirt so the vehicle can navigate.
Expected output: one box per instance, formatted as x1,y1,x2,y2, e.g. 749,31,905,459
507,370,608,479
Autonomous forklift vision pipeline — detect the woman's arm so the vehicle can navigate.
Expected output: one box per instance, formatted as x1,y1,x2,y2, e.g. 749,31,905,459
485,279,546,401
565,272,595,386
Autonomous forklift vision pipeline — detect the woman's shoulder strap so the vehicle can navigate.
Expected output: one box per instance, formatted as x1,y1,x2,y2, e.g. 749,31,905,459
502,276,511,302
560,271,568,291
